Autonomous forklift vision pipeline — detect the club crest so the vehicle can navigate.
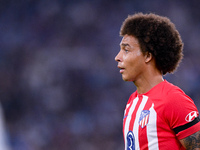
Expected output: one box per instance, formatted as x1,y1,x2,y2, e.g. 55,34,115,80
139,110,150,128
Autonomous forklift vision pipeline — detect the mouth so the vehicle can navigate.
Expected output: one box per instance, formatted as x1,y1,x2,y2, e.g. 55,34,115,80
118,66,125,73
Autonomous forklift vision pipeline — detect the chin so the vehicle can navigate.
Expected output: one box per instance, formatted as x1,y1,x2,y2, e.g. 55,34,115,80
122,76,134,82
122,77,129,81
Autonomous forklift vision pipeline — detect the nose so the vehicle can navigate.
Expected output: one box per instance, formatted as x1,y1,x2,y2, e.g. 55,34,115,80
115,50,122,62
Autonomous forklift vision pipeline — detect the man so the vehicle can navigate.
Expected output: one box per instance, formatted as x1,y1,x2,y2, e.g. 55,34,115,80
115,13,200,150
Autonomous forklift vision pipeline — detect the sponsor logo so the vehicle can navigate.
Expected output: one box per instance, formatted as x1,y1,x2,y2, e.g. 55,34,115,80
185,111,198,122
127,131,135,150
139,110,150,128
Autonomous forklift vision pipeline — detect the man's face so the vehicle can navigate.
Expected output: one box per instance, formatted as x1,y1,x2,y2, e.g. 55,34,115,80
115,35,147,82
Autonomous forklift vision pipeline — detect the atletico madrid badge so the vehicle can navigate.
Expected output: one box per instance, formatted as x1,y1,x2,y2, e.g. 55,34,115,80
139,110,150,128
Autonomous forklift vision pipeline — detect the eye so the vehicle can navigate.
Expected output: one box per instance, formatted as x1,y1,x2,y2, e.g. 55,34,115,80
124,49,129,53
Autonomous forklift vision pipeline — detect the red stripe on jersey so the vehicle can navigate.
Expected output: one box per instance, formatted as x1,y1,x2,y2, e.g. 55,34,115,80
129,96,142,131
138,97,152,150
123,97,134,143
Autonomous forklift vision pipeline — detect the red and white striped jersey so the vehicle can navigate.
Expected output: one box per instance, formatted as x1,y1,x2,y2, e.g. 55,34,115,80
123,80,200,150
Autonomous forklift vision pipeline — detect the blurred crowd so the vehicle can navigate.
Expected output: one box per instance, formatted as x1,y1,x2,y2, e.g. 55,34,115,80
0,0,200,150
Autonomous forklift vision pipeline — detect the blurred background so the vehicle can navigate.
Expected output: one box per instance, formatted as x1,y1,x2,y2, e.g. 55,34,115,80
0,0,200,149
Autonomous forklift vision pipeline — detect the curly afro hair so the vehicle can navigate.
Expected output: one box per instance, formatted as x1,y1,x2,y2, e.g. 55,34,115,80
120,13,183,75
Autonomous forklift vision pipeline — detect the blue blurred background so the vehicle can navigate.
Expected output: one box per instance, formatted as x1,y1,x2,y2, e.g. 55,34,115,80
0,0,200,149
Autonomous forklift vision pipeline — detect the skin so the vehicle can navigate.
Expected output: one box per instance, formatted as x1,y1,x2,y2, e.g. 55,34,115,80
180,131,200,150
115,34,200,149
115,34,164,94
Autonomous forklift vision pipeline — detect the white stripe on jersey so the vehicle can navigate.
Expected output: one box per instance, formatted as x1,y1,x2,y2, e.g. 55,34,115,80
124,95,159,150
124,103,130,117
124,96,139,150
147,103,159,150
133,95,148,149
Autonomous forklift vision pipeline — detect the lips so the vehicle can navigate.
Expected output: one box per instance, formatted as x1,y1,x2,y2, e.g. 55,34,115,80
120,69,125,73
118,65,125,73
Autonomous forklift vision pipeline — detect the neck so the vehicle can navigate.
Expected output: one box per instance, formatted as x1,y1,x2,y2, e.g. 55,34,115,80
134,68,164,94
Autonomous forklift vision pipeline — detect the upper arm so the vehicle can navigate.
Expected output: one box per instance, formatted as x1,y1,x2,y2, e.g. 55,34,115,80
180,130,200,150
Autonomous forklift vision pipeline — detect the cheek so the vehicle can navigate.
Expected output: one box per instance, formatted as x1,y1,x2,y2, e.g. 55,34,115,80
127,56,144,73
125,55,137,66
136,50,141,56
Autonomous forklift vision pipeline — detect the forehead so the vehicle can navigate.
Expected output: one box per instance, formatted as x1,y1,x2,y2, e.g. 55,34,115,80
120,35,140,47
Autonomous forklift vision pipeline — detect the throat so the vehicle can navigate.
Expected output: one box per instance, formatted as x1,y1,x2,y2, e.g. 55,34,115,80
135,76,164,94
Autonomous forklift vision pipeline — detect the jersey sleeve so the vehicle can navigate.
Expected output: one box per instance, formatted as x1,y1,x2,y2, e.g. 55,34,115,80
164,88,200,140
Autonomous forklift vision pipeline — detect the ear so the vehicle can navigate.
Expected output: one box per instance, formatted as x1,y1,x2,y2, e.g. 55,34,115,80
144,52,153,63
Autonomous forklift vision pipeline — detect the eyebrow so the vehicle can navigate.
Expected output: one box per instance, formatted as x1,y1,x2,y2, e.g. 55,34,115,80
120,43,130,47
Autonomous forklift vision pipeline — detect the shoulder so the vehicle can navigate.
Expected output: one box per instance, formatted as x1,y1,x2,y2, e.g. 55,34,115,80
160,81,196,113
147,80,186,101
162,80,185,95
159,80,192,105
152,81,198,123
160,82,199,130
